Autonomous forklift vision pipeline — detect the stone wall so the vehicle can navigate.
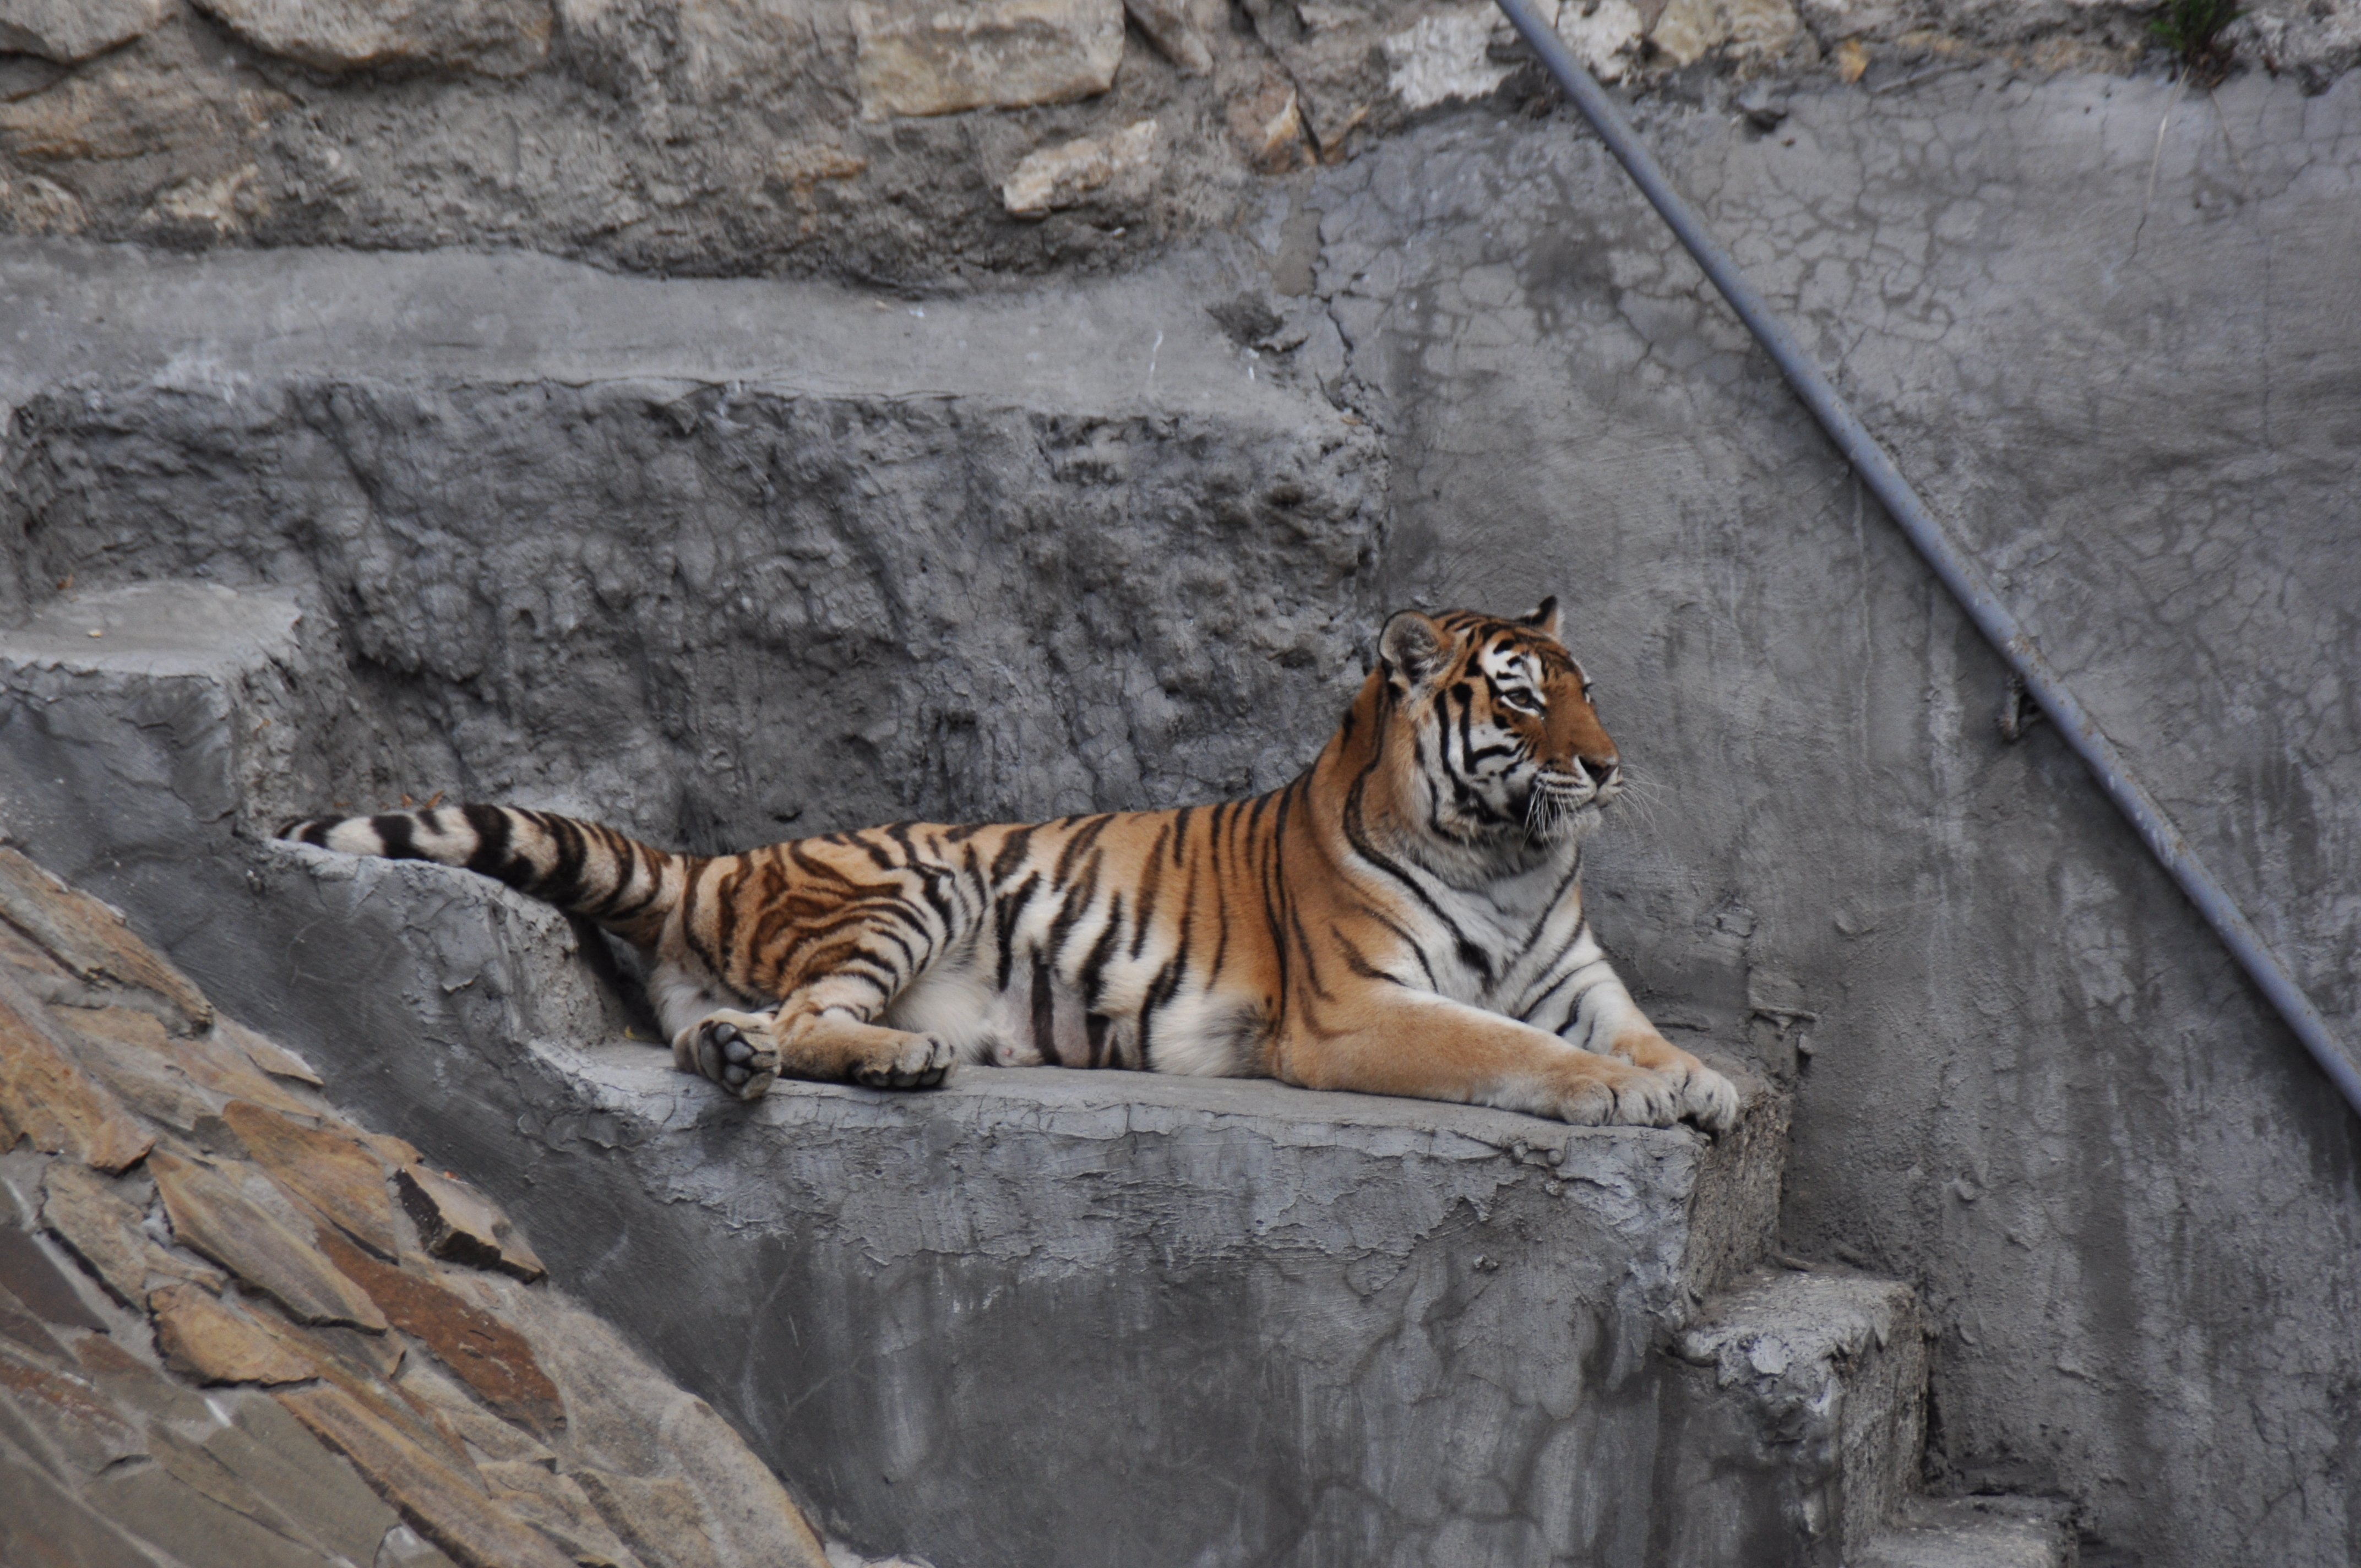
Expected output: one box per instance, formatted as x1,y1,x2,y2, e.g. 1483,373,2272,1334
0,0,2354,280
1309,63,2361,1568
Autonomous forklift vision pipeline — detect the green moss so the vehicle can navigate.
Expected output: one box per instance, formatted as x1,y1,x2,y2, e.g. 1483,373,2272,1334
2149,0,2243,82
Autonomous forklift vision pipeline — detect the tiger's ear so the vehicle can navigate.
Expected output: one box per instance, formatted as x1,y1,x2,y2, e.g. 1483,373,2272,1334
1519,596,1563,639
1379,610,1447,687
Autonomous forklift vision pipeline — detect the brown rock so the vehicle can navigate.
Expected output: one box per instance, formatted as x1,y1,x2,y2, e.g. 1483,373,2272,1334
572,1471,722,1568
42,1160,226,1306
149,1282,320,1386
278,1382,579,1568
130,1407,408,1567
0,29,281,171
0,916,70,983
150,1151,388,1332
481,1459,645,1568
189,0,554,77
0,1351,146,1473
396,1167,546,1283
0,1444,162,1568
0,988,155,1173
203,1387,408,1565
61,1012,225,1131
221,1020,324,1087
317,1228,564,1436
73,1004,319,1122
0,1280,67,1358
0,847,210,1033
224,1101,399,1259
1000,118,1160,217
1123,0,1213,72
308,1321,406,1381
1236,0,1373,153
0,0,170,63
399,1356,557,1465
80,1458,336,1568
500,1295,828,1568
1227,70,1313,175
852,0,1123,118
0,1220,107,1331
368,1130,427,1168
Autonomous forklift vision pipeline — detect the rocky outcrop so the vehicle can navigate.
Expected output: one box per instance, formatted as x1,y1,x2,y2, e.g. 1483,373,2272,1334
0,842,877,1568
190,0,554,76
0,0,2344,276
0,0,169,64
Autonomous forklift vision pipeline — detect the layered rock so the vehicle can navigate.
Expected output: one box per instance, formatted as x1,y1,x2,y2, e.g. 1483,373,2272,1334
0,842,867,1568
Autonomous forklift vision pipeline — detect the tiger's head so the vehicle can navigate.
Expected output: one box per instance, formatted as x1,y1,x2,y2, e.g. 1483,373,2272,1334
1367,598,1623,855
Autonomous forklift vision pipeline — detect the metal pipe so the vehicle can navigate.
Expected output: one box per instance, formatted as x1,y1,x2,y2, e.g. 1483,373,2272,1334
1489,0,2361,1120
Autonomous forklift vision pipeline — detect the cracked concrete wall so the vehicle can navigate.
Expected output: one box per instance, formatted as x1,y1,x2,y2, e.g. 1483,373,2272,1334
1305,64,2361,1567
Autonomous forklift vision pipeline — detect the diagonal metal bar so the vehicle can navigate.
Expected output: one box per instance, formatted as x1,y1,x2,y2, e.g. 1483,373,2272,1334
1489,0,2361,1120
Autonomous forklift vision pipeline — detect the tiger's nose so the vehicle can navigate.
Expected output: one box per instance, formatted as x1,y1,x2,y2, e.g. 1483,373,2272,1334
1579,755,1619,785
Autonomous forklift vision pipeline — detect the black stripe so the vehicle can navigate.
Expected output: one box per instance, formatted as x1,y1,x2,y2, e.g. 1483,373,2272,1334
1031,957,1058,1066
1341,754,1484,973
1051,815,1114,885
1045,855,1102,964
993,874,1040,992
1138,954,1187,1070
372,813,419,861
1077,894,1124,1009
1130,825,1169,959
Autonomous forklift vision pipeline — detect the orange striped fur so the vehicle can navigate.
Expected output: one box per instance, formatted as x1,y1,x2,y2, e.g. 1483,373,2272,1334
282,602,1737,1131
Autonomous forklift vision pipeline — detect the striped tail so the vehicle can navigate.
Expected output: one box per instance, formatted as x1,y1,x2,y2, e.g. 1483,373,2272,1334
278,805,688,948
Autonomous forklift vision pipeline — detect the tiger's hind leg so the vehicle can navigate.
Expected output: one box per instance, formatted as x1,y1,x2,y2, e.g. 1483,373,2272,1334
672,1006,955,1101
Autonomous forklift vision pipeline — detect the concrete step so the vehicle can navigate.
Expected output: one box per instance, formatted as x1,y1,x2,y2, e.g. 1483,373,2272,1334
1854,1495,2079,1568
0,581,1961,1568
1664,1267,1928,1565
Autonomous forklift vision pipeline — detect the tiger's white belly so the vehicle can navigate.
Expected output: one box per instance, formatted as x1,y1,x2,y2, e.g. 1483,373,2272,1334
882,952,1255,1077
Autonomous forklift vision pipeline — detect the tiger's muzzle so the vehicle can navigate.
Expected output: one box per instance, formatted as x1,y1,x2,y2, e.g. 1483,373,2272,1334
1524,760,1617,841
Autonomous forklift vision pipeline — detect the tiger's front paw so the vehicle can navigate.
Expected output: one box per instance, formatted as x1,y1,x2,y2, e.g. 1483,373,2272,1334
676,1012,781,1101
851,1032,955,1090
1611,1031,1743,1135
1680,1063,1741,1135
1551,1058,1683,1129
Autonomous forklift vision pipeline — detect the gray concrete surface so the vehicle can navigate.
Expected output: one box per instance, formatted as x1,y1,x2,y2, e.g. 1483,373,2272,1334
1857,1495,2078,1568
0,248,1378,846
1,54,2357,1568
1310,63,2361,1568
3,581,1941,1568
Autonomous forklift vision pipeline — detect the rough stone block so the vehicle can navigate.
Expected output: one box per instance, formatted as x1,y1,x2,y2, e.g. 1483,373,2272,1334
1120,0,1212,72
1856,1495,2077,1568
1000,117,1158,215
0,0,168,63
0,979,154,1174
1667,1268,1928,1559
189,0,554,77
852,0,1125,117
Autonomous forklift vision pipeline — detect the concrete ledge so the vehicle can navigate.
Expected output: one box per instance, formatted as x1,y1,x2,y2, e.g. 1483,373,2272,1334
3,575,1898,1567
264,846,1789,1567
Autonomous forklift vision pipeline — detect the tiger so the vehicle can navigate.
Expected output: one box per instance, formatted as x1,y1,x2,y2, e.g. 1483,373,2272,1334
279,600,1739,1133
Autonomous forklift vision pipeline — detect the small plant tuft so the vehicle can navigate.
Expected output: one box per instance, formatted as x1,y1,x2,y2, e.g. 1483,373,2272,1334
2149,0,2243,84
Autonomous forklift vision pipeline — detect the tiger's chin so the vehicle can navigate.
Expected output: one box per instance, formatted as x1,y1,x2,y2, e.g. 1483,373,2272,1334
1521,792,1608,846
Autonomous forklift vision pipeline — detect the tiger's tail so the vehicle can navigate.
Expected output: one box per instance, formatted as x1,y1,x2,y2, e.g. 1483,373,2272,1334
278,805,689,948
